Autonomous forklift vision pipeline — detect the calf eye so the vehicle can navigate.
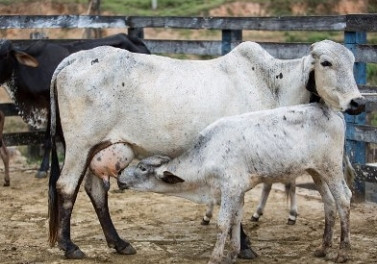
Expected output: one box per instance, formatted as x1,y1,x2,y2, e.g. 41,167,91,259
321,61,332,67
138,164,147,172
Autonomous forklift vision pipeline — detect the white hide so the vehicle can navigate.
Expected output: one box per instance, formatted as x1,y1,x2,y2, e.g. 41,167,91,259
118,103,353,264
51,40,359,164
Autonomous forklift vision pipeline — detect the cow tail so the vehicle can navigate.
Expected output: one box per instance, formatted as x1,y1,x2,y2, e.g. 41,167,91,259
48,58,71,247
343,153,356,190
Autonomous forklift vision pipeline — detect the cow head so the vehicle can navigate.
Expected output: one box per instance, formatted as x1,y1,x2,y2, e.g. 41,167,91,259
117,155,185,192
309,40,365,115
0,39,39,84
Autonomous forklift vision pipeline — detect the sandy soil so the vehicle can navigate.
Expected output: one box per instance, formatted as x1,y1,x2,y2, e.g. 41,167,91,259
0,167,376,264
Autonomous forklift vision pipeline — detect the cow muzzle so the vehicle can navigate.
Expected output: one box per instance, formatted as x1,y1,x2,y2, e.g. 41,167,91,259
345,97,365,115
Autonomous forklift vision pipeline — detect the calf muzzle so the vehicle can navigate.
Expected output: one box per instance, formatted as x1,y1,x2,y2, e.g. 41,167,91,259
117,179,129,190
345,97,365,115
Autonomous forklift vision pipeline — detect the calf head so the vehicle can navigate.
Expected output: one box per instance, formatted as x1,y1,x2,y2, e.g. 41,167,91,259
117,155,184,192
310,40,365,115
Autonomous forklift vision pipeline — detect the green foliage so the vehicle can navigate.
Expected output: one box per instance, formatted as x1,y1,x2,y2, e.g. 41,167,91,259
283,31,342,43
367,63,377,86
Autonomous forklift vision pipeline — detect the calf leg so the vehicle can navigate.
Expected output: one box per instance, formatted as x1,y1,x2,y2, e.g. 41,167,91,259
307,169,337,258
201,200,215,225
209,191,244,264
251,183,272,221
85,172,136,255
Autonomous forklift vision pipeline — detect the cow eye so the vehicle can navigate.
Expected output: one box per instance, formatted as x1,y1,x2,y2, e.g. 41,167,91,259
321,61,332,67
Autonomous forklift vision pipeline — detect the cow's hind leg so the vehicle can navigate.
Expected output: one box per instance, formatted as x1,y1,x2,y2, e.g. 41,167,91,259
55,152,88,259
85,172,136,255
251,183,272,221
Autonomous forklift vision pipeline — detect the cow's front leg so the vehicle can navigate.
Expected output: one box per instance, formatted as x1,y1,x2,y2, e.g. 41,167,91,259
85,172,136,255
308,169,336,258
286,181,298,225
326,176,352,263
238,224,258,259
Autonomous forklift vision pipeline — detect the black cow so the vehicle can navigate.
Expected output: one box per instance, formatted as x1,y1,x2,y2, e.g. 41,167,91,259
0,33,150,180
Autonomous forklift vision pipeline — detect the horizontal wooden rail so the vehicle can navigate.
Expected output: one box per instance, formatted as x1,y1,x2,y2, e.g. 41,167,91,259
10,39,377,63
354,164,377,182
0,14,376,31
3,131,45,146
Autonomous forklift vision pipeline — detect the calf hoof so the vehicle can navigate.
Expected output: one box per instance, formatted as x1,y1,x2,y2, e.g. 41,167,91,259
65,248,85,259
238,248,258,259
3,181,10,187
115,243,137,255
287,219,296,225
250,216,259,222
201,218,210,225
35,171,48,179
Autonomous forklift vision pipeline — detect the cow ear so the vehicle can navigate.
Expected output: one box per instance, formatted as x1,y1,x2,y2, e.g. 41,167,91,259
161,171,185,184
14,51,39,67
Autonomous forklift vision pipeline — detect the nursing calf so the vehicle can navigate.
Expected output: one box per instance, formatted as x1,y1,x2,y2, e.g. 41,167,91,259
118,103,354,263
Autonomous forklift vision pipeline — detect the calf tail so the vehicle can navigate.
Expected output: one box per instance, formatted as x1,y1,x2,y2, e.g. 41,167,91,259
343,153,356,189
48,58,71,246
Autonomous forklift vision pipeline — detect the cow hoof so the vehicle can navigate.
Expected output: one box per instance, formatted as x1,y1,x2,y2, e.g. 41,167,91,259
201,219,210,225
35,171,48,178
335,254,349,263
3,181,10,187
250,216,259,222
65,248,86,259
238,248,258,259
287,219,296,225
313,248,327,258
116,243,137,255
335,252,349,263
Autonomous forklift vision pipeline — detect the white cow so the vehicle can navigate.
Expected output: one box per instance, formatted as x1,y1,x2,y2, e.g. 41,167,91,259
48,40,364,259
118,101,360,264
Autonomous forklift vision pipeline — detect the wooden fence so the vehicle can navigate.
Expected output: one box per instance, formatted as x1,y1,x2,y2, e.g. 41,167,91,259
0,14,376,200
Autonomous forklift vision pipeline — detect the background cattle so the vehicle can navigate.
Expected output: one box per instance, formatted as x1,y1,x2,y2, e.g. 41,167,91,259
0,111,9,186
0,33,150,181
48,40,364,259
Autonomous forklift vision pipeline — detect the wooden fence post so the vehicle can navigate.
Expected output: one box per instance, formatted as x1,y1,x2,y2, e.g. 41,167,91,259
221,29,242,55
344,31,367,202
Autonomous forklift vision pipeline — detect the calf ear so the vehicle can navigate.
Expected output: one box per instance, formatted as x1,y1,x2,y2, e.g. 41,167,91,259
161,171,185,184
14,51,39,67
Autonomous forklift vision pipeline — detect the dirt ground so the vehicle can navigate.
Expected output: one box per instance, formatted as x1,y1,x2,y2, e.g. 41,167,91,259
0,165,376,264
